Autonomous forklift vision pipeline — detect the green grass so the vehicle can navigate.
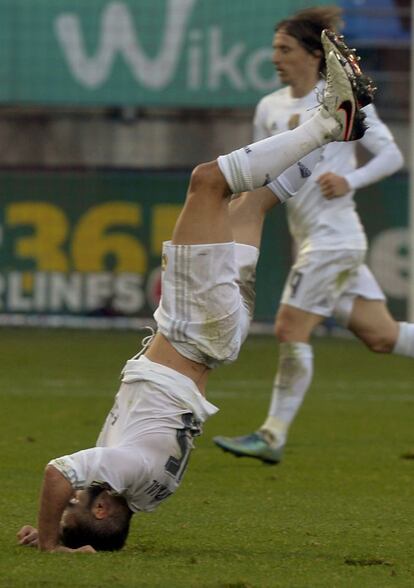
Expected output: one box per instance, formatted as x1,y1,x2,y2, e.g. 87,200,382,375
1,328,414,587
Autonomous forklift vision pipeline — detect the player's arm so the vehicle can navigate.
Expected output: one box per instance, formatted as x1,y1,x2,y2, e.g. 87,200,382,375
36,465,96,553
17,465,71,551
318,143,403,199
345,104,404,189
37,464,73,551
318,105,404,199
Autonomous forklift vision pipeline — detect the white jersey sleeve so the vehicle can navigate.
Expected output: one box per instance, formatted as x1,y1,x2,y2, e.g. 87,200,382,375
50,446,178,513
344,104,404,190
49,447,149,494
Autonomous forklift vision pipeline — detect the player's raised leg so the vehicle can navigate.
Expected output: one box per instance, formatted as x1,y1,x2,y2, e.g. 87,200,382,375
217,39,371,196
173,38,370,247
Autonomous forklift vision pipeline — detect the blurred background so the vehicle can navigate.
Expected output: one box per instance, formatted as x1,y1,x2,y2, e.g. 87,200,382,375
0,0,410,330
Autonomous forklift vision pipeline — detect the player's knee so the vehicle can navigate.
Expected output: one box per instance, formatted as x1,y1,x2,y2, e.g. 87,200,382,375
189,161,229,199
274,316,295,342
362,331,396,354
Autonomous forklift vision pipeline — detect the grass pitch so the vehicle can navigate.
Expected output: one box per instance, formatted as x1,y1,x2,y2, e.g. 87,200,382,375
1,328,414,587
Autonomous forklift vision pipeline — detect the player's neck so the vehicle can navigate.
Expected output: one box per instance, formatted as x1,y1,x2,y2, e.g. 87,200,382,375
289,76,320,99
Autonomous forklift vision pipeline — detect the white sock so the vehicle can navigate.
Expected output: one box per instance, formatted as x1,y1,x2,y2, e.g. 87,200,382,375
260,342,313,447
266,147,324,203
393,322,414,357
217,109,338,194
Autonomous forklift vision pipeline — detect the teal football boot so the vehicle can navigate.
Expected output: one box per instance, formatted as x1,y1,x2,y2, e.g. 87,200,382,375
213,432,283,465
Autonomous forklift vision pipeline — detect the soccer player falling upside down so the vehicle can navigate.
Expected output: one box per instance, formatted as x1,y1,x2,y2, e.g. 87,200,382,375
18,32,373,552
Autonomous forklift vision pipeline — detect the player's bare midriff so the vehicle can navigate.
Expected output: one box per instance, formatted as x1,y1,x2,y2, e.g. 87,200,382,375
145,332,210,395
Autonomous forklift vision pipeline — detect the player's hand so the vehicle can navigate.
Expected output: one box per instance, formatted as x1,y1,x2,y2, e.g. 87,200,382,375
317,172,350,199
75,545,96,554
17,525,39,547
53,544,96,554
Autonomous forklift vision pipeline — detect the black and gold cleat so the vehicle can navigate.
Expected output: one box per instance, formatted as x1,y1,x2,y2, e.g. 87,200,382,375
321,29,376,108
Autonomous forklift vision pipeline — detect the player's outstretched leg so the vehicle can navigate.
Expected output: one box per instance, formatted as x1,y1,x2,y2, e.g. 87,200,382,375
217,33,373,196
175,30,376,248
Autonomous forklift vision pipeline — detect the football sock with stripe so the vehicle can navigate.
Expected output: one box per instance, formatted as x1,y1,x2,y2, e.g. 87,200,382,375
266,147,323,203
217,109,338,194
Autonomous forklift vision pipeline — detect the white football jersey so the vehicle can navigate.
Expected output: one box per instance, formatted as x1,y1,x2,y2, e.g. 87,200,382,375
254,81,403,254
50,356,218,513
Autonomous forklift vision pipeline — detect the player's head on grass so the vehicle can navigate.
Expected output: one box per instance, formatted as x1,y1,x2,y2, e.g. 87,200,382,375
275,5,343,75
60,483,133,552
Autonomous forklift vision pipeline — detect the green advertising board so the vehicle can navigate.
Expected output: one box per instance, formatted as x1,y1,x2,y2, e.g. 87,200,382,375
0,170,409,325
0,171,186,322
0,0,332,106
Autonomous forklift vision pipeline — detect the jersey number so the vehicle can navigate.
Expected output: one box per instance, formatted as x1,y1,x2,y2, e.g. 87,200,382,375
165,413,200,483
289,270,303,299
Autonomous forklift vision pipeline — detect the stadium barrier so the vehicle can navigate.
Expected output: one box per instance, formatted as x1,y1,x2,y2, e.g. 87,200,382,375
0,169,409,327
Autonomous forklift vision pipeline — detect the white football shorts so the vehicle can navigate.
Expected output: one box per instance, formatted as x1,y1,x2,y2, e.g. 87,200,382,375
280,249,385,324
154,241,259,368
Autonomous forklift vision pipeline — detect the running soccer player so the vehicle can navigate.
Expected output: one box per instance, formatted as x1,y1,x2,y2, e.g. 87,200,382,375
214,12,409,465
17,35,371,552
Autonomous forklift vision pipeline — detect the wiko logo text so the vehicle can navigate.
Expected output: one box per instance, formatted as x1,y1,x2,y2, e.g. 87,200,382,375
54,0,276,92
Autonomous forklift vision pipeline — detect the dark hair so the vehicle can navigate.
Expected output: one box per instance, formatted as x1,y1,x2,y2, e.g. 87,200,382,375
61,490,133,552
275,6,343,74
